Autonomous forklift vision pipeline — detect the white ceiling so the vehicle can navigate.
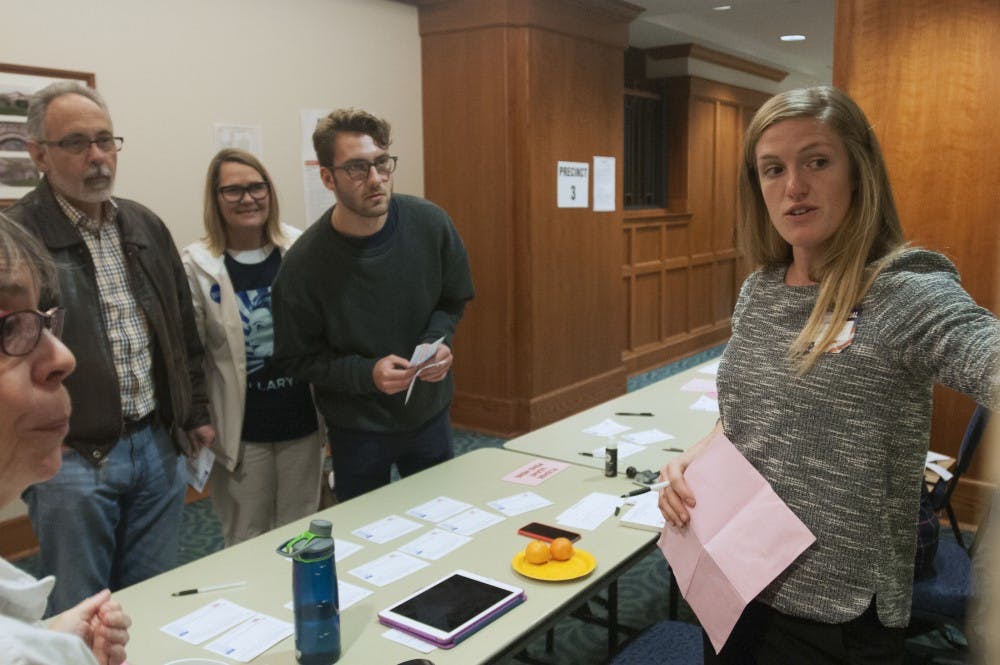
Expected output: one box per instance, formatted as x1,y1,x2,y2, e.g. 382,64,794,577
628,0,835,87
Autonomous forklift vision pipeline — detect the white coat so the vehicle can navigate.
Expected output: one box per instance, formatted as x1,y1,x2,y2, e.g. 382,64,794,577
182,224,320,471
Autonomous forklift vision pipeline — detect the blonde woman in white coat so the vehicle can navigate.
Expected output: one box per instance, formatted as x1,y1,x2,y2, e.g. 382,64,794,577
183,149,324,546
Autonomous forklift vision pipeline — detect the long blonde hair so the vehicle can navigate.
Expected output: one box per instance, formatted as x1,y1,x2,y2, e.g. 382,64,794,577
737,87,905,373
202,148,284,255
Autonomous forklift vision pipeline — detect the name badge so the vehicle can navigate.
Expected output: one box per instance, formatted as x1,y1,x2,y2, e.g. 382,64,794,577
812,309,859,354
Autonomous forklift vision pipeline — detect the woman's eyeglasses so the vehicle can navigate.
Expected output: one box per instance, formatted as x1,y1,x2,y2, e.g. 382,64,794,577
218,182,270,203
0,307,66,357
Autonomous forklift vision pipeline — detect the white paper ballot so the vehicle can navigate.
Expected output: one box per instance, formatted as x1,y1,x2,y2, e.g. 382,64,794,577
352,515,423,544
398,528,472,560
204,613,293,662
406,496,473,523
438,507,505,536
622,429,676,445
593,441,644,461
488,491,553,517
690,394,720,414
348,551,428,587
334,538,363,563
161,599,254,644
405,336,446,404
383,628,437,653
185,446,215,493
285,579,372,612
619,490,667,531
583,418,631,437
556,492,621,531
698,360,720,376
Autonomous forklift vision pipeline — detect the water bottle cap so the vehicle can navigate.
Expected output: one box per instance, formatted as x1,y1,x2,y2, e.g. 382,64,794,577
276,519,336,561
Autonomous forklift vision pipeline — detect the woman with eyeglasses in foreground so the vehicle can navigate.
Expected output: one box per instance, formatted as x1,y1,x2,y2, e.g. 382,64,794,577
658,87,1000,663
182,149,324,546
0,216,131,664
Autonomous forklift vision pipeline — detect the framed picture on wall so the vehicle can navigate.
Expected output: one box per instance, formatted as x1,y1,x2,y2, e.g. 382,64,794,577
0,63,96,208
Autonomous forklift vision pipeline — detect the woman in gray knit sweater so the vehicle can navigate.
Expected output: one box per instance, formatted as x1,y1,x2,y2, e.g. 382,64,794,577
658,87,999,663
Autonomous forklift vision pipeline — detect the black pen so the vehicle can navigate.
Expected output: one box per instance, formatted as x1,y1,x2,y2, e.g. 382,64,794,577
615,412,653,417
171,581,246,596
620,479,671,498
578,451,595,457
662,447,684,453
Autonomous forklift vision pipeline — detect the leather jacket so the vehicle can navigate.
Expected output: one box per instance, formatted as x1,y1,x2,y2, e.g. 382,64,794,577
6,179,211,465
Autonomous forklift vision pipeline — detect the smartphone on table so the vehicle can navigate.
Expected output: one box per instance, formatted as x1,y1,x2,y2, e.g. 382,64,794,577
517,522,581,543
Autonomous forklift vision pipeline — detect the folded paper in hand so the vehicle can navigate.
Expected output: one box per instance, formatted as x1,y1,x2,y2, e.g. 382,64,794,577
405,336,445,405
658,432,815,654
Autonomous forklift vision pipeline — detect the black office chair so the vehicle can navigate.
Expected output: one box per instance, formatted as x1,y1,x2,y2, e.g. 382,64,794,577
607,619,703,664
928,405,990,551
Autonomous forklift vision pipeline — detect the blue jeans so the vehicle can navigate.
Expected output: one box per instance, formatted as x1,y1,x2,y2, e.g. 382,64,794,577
329,408,454,502
22,422,186,616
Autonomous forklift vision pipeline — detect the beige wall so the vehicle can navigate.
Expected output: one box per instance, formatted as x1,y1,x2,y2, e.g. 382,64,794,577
1,0,424,247
0,0,421,522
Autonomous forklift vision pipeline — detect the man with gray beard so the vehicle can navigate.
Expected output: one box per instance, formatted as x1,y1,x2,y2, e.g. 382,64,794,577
5,82,215,616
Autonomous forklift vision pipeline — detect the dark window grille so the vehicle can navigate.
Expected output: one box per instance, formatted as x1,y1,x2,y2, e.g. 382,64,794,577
624,91,665,209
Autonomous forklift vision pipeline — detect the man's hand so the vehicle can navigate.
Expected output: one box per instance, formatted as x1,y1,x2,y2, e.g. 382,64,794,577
373,354,415,395
417,344,452,383
50,589,131,665
185,424,217,456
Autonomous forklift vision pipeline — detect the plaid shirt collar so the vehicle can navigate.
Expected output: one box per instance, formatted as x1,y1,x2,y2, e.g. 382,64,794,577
53,190,118,234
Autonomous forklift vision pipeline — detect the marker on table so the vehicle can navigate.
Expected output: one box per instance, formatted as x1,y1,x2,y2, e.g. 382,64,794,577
171,581,247,596
620,479,671,498
578,451,595,457
662,447,684,453
615,412,653,417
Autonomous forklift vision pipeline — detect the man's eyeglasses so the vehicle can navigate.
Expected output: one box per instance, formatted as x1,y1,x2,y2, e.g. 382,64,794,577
38,134,124,155
217,181,270,203
331,155,398,181
0,307,66,357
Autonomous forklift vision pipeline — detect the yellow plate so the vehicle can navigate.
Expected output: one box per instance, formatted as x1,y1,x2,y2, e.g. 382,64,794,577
512,548,596,581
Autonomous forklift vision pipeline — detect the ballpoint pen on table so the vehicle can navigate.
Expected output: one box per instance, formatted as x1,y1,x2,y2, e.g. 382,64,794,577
615,412,653,417
171,581,247,596
620,479,671,498
662,447,684,453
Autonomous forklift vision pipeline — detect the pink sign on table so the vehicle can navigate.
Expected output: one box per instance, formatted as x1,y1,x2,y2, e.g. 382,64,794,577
502,459,570,486
658,432,815,653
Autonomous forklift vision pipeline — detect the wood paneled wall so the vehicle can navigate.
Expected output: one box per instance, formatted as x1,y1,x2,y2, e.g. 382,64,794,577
412,0,642,435
835,0,1000,523
623,77,768,374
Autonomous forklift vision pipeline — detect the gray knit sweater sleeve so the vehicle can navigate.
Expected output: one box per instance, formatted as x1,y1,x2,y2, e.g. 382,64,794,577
717,249,999,627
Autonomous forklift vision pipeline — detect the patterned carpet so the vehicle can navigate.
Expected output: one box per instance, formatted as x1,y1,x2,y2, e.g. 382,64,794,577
16,343,971,663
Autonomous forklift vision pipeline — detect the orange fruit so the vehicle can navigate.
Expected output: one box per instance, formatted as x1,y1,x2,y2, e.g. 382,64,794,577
524,540,551,565
549,537,574,561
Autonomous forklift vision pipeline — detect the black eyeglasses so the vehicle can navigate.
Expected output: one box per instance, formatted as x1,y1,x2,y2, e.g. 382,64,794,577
39,134,124,155
331,155,398,181
218,181,270,203
0,307,66,357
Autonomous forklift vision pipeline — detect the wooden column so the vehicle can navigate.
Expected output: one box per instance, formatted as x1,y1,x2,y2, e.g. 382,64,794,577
835,0,1000,522
409,0,642,435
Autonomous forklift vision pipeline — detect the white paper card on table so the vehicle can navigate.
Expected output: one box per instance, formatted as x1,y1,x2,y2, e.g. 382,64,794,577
185,446,215,493
502,458,570,486
658,432,815,654
334,538,363,563
680,378,718,394
593,440,644,461
926,451,949,464
284,579,373,613
556,492,620,531
438,507,505,536
406,496,473,523
398,528,472,561
203,613,293,662
582,418,631,437
161,599,255,644
352,515,423,544
348,551,429,587
698,360,720,376
622,428,676,446
690,394,720,414
404,336,445,405
488,491,553,516
383,628,437,653
619,491,666,532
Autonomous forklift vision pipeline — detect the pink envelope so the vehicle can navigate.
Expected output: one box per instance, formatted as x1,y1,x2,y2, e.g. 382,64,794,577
658,432,815,653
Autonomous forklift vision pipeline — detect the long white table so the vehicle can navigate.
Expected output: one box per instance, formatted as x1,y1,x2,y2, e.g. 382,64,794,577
114,447,660,664
504,361,722,475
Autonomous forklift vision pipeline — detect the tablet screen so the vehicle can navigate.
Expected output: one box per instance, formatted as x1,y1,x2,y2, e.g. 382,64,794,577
389,573,513,633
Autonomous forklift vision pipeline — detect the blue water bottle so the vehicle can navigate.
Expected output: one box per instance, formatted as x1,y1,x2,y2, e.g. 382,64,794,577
277,519,341,664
